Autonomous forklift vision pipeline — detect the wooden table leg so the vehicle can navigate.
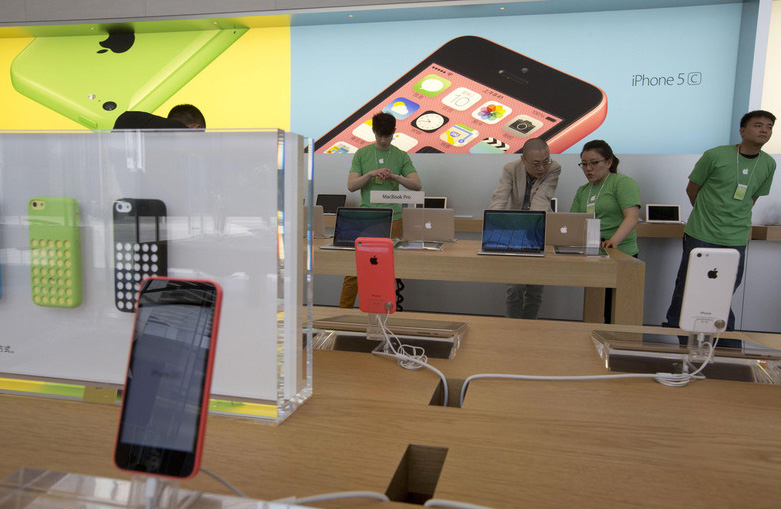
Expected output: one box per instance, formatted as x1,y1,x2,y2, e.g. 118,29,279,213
612,258,645,325
583,288,606,323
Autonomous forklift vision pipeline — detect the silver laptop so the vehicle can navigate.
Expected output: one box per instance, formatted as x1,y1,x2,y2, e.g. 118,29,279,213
397,208,455,250
303,204,328,239
547,212,592,247
311,205,329,239
319,207,394,250
646,204,681,223
546,212,607,256
477,210,546,257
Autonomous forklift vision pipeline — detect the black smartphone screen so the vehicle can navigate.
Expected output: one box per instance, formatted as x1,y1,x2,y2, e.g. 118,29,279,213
115,278,219,478
316,36,606,154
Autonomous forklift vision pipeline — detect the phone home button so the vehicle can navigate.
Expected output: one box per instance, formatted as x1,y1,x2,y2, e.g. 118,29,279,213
146,449,162,472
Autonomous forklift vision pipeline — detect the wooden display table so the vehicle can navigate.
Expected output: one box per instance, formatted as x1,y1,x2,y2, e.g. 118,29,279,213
314,239,645,325
1,309,780,508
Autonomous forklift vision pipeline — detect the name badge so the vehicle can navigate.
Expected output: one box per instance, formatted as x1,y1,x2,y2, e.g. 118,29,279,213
586,202,596,214
733,183,748,201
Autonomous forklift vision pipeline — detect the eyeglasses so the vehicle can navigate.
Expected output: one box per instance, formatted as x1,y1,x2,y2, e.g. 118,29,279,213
523,155,552,168
578,160,606,169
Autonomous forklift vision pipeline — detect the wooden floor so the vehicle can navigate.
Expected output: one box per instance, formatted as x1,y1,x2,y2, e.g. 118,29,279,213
1,308,781,508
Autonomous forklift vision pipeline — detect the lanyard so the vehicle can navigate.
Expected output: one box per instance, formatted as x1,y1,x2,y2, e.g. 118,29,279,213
587,173,610,208
736,144,759,189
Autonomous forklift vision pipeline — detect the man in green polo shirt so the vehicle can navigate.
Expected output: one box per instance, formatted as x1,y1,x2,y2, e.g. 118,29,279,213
664,110,776,330
339,112,422,308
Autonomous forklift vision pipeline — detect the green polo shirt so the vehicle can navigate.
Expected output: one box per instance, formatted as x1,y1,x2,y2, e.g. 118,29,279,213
571,173,641,256
350,144,417,220
685,145,776,246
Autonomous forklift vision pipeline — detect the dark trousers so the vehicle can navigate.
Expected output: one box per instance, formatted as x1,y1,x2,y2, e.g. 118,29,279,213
663,234,746,331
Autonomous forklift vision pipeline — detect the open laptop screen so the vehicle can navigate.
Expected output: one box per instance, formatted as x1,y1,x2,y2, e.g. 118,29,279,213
333,208,393,247
316,194,347,214
646,204,680,223
424,197,447,209
481,210,545,252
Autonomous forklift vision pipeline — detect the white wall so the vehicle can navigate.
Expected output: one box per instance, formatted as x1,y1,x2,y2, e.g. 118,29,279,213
313,152,781,331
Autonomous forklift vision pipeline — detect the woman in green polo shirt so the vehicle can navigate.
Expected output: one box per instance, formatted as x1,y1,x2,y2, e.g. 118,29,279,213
570,140,641,256
571,140,641,323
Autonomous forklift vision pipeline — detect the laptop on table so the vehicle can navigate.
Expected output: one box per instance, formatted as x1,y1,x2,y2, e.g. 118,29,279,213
316,194,347,214
546,212,604,255
319,207,394,250
646,204,681,224
397,208,455,251
478,210,546,257
416,196,448,209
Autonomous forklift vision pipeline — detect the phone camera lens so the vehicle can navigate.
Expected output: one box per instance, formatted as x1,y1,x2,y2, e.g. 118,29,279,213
696,253,702,258
103,101,117,111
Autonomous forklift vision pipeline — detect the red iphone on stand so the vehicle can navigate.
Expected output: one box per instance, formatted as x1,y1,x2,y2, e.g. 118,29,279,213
114,277,222,479
355,237,396,314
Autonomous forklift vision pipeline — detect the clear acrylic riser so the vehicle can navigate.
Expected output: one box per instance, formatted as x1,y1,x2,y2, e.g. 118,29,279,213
311,314,467,360
0,129,313,423
592,330,781,384
0,467,313,509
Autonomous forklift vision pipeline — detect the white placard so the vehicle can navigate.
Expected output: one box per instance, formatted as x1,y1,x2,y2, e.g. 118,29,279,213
370,190,424,205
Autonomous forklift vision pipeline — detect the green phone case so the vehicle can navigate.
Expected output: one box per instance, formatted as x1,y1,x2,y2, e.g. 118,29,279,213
11,28,246,129
28,197,83,308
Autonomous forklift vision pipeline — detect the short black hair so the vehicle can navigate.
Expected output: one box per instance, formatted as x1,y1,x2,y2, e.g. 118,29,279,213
521,138,549,153
740,110,775,128
168,104,206,129
371,112,396,137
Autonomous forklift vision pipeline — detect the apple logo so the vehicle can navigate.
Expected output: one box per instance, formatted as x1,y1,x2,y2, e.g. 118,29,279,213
707,268,718,279
97,30,135,54
425,221,432,230
370,256,378,265
560,226,568,234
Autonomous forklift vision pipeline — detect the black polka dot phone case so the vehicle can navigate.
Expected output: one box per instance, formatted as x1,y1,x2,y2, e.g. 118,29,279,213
113,198,167,312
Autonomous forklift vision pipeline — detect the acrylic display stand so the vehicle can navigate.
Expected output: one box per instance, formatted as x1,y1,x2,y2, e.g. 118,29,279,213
0,467,312,508
0,129,313,423
592,329,781,384
312,314,466,360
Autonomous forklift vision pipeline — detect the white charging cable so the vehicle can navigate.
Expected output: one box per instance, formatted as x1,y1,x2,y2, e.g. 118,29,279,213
424,499,495,509
372,312,450,406
459,334,721,406
274,491,390,504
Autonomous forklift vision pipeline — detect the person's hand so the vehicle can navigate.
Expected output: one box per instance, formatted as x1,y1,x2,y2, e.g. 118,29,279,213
601,239,617,249
373,168,393,181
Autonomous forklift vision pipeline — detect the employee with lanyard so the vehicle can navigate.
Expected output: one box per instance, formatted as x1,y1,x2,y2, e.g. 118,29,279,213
339,112,422,309
571,139,641,323
664,110,776,331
